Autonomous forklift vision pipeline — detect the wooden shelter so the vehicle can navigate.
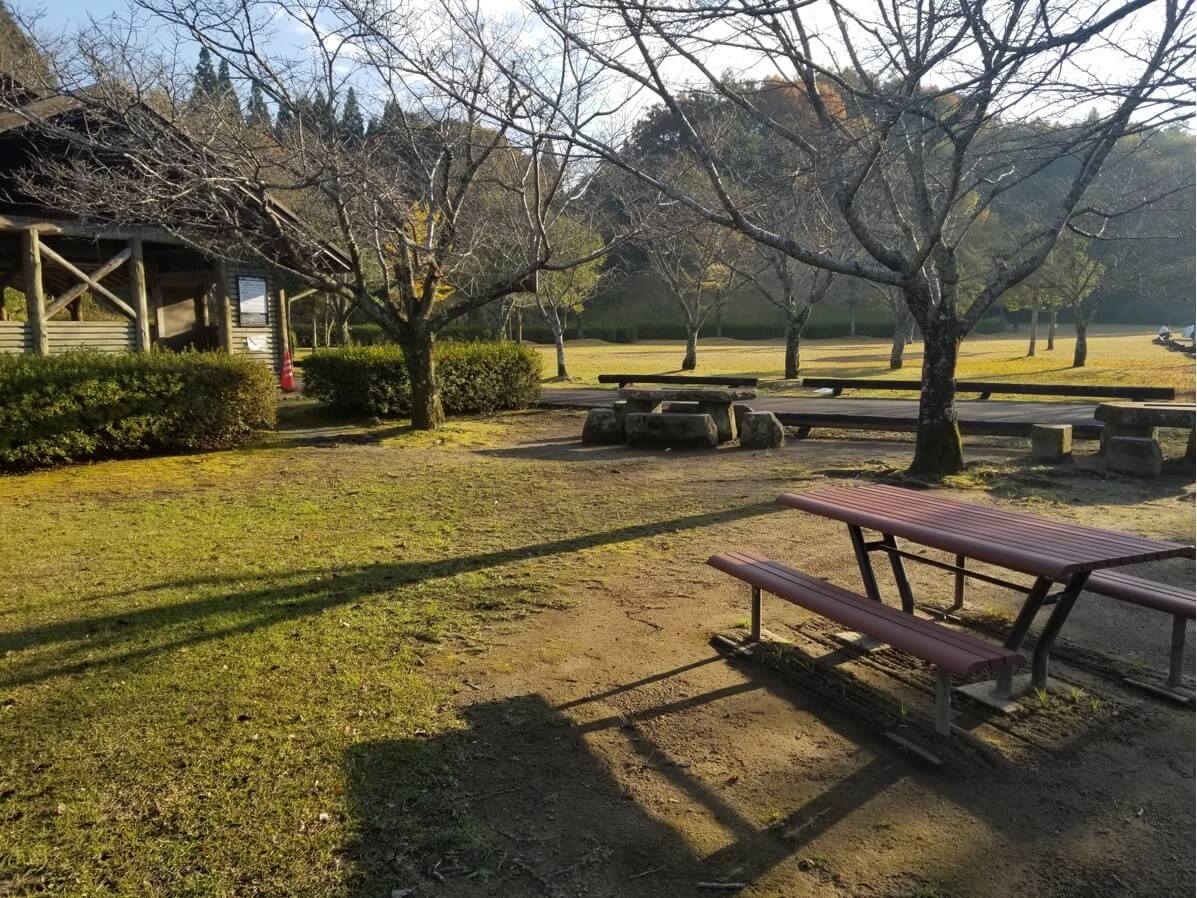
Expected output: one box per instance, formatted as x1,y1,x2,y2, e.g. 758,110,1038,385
0,92,349,370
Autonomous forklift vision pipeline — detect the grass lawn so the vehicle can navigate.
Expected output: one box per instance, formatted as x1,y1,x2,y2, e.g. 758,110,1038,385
533,325,1195,399
2,358,1193,896
0,415,783,896
0,421,570,895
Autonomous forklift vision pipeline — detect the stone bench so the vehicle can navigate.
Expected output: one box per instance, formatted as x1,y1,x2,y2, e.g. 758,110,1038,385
619,387,757,443
1095,401,1195,474
625,412,718,449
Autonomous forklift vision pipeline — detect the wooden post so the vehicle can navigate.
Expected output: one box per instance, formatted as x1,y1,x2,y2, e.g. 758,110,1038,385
276,287,291,359
129,238,151,351
215,261,234,353
21,228,48,355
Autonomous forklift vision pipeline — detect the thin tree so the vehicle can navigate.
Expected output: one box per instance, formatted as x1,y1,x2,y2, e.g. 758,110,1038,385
635,206,742,371
1036,236,1107,367
533,214,605,379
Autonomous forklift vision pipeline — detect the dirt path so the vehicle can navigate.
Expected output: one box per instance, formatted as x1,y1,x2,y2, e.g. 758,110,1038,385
426,413,1195,898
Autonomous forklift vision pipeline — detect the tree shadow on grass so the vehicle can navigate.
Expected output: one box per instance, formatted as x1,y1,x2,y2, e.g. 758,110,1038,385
341,636,1195,896
0,501,785,689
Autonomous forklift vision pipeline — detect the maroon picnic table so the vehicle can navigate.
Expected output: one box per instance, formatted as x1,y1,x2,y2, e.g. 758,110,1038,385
777,483,1196,694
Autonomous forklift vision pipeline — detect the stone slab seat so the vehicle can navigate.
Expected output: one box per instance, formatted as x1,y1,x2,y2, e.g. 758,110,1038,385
619,387,757,403
1086,570,1195,695
708,550,1024,737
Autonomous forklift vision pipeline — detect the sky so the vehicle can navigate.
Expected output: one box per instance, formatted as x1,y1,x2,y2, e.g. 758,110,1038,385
19,0,1184,130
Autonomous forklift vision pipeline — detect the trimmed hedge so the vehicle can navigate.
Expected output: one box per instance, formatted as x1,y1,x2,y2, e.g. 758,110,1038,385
300,341,542,417
0,351,277,471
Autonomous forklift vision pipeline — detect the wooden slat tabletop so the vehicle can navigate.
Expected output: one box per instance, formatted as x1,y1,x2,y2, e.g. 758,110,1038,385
777,483,1195,580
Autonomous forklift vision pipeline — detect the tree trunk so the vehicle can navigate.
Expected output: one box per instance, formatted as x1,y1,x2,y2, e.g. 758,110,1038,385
1027,305,1039,357
848,306,856,337
555,332,567,379
1047,310,1057,350
783,319,801,379
890,313,907,370
714,304,723,338
311,309,319,348
909,308,964,478
576,314,584,339
513,309,523,344
405,325,445,430
906,318,916,345
69,298,83,321
681,325,698,370
338,314,351,347
1072,319,1088,368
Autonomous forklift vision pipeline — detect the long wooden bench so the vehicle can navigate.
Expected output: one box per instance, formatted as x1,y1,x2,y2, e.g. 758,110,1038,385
800,377,1175,402
708,550,1024,736
599,373,759,388
1086,570,1194,699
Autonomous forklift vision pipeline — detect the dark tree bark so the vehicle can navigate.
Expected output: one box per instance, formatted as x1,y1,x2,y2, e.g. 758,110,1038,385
1072,319,1088,367
714,303,723,338
784,319,801,378
909,304,964,477
513,309,523,344
69,298,83,321
848,305,856,337
1047,310,1057,350
890,316,906,370
1027,305,1039,357
681,324,698,370
404,325,445,429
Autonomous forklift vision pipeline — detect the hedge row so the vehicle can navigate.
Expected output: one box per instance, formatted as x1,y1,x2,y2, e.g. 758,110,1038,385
300,341,542,417
0,351,276,471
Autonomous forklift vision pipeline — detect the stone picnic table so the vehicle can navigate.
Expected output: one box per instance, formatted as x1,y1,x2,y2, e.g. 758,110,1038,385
1096,401,1195,476
619,387,757,443
580,383,787,449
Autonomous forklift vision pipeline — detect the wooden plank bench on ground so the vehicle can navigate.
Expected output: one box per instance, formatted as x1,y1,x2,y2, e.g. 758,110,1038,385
800,377,1176,402
708,550,1024,737
1086,570,1195,702
599,373,760,388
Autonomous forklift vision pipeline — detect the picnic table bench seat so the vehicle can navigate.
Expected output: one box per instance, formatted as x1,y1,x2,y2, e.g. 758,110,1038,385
1086,569,1194,695
709,550,1023,736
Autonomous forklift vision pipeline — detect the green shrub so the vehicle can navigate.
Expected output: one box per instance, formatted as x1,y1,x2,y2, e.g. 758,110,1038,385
300,341,542,418
0,351,277,471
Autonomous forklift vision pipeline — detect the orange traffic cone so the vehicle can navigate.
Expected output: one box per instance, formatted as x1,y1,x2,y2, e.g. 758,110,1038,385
279,351,297,391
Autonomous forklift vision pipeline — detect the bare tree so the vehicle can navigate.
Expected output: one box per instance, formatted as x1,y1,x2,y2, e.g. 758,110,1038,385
9,0,614,429
738,250,836,378
531,213,605,378
440,0,1193,475
634,203,743,370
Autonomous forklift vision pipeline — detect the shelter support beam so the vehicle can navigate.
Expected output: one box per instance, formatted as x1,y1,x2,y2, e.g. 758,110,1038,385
21,228,48,356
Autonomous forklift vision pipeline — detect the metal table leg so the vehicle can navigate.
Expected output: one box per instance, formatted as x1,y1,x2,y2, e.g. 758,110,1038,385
996,576,1053,694
950,555,966,613
881,533,915,613
848,524,882,602
1030,572,1091,689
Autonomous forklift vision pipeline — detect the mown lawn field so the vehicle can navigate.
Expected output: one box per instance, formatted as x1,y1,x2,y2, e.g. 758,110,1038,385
534,326,1195,399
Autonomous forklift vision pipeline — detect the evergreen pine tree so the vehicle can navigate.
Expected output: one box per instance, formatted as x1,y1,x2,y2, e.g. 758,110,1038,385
193,47,217,99
216,59,241,119
339,86,365,142
246,80,271,129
